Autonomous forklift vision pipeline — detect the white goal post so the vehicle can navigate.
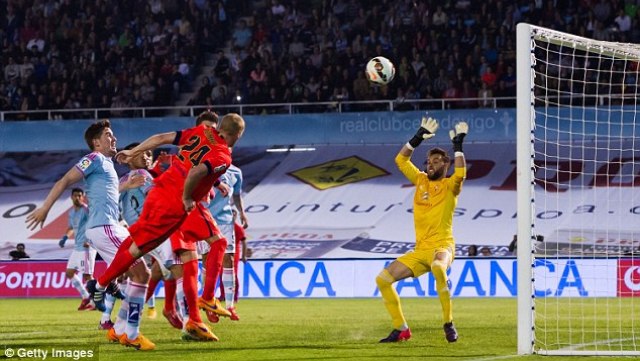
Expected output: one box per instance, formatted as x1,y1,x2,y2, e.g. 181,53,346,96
517,23,640,356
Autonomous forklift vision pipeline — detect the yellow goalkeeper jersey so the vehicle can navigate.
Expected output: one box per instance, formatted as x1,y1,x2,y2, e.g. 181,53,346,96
395,153,466,251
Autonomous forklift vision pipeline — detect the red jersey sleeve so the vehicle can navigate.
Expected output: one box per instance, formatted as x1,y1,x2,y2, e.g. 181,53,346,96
201,145,230,176
172,127,197,147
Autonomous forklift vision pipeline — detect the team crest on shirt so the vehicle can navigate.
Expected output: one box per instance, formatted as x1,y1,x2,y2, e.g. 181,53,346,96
78,158,92,171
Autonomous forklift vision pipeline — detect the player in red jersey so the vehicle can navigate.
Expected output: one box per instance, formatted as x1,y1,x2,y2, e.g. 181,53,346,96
88,112,245,341
161,111,236,338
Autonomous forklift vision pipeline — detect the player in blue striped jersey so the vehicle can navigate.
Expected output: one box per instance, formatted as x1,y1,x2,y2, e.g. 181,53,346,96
58,188,97,311
26,119,155,351
119,142,184,330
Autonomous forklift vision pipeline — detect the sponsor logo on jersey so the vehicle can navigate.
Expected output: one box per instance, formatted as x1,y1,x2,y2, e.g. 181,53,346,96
78,158,92,171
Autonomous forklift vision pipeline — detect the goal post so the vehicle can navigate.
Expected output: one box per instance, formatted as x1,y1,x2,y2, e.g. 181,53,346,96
517,23,640,356
516,22,535,356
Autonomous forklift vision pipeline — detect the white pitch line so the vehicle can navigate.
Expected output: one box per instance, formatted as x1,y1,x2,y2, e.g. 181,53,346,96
465,354,523,361
0,331,48,339
558,337,637,352
0,325,98,340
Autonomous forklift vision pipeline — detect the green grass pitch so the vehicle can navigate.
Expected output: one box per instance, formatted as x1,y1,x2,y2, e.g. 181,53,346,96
0,298,635,361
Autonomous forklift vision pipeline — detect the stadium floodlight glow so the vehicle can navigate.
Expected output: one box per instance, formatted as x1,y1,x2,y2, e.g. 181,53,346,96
266,145,316,153
517,23,640,356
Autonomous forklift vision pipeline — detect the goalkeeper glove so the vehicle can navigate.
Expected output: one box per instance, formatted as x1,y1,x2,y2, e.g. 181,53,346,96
449,121,469,153
408,117,439,149
59,235,68,248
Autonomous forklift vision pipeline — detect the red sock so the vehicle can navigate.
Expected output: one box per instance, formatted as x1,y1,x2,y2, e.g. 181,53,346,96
145,277,160,303
202,238,227,300
182,260,201,323
98,236,137,286
163,279,176,312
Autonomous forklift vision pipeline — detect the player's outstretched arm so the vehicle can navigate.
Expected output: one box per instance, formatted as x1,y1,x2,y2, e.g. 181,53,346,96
215,182,231,197
242,240,252,263
119,173,147,192
399,117,439,157
26,167,84,230
449,121,468,169
233,194,249,229
116,132,176,164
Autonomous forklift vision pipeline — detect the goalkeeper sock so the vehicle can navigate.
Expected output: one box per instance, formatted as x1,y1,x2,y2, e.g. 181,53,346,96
376,269,408,330
431,260,453,323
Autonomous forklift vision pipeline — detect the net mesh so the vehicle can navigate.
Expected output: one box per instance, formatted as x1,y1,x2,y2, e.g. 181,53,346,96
528,26,640,355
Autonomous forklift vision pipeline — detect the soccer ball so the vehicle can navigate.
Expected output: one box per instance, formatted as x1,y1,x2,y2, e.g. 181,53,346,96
365,56,395,85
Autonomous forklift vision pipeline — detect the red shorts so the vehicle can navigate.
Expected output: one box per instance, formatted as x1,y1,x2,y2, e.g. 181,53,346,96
170,203,220,252
129,181,187,253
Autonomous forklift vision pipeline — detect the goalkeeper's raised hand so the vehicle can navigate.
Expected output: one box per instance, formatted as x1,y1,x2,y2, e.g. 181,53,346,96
408,117,439,149
449,121,469,153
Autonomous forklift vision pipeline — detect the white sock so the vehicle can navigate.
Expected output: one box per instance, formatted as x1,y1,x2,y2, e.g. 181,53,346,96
96,282,106,291
71,274,89,299
147,294,155,309
222,268,235,309
125,281,147,340
101,294,116,323
175,278,188,323
114,282,130,336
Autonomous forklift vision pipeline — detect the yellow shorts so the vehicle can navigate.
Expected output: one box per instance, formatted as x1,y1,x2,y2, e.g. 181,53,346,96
396,246,454,278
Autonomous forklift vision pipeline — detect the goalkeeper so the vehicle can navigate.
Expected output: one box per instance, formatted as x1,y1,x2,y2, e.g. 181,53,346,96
377,117,467,343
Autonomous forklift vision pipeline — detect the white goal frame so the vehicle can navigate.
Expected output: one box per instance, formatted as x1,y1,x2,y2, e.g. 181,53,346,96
517,23,640,356
516,23,534,355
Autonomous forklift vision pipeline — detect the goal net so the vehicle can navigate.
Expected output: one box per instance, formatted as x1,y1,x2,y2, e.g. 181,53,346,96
517,23,640,356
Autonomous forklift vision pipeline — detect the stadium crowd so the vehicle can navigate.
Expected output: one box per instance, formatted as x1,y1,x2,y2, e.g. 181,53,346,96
2,0,639,118
0,0,250,119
